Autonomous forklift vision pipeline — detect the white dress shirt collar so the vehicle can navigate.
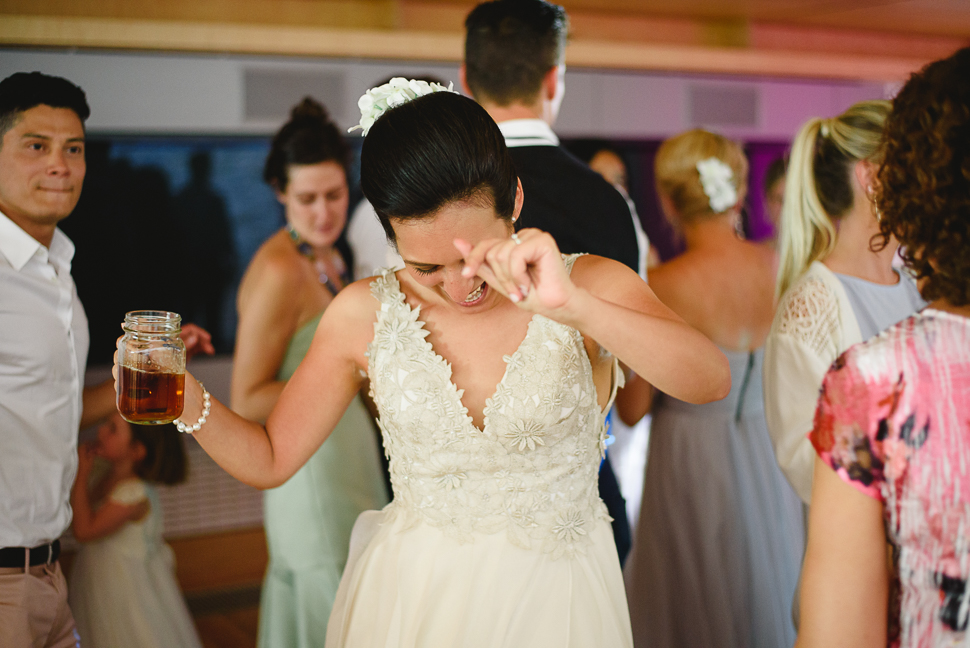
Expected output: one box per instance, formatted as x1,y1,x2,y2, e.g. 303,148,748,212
0,210,75,272
498,119,560,148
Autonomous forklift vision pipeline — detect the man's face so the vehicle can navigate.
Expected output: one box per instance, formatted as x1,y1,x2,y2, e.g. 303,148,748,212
0,104,86,235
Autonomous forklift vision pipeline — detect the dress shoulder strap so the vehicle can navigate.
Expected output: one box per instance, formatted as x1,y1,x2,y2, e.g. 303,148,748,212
368,268,407,311
562,253,585,275
109,478,148,505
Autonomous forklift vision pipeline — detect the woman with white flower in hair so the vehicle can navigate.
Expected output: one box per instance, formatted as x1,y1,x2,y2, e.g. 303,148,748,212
763,101,926,508
624,128,805,648
119,81,730,647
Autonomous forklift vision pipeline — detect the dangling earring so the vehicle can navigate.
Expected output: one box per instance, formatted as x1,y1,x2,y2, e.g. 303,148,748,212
866,185,882,222
734,207,748,240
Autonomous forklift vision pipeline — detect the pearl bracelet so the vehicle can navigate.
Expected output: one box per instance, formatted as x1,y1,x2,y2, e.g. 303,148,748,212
175,383,210,434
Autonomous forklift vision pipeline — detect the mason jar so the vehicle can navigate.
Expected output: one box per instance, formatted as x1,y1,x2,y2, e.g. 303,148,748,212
116,311,186,424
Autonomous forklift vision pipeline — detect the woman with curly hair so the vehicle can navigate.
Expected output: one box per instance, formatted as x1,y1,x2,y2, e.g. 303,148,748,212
763,100,926,506
798,47,970,647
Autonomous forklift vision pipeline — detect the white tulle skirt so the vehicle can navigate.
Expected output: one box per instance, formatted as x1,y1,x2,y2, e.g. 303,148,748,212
326,509,633,648
69,537,202,648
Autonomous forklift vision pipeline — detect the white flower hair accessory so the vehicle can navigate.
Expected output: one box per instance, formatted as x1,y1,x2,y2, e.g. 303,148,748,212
696,157,738,213
349,77,458,136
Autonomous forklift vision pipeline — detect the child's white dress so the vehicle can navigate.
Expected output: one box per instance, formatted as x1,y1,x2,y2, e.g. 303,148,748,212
69,478,202,648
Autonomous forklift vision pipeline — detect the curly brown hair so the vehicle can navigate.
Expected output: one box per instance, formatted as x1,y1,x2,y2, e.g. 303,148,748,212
876,47,970,306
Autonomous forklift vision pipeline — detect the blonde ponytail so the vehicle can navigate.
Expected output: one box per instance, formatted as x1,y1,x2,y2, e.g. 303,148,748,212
775,100,891,298
776,118,835,297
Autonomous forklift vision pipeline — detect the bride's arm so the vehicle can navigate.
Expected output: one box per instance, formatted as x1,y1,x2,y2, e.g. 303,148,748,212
120,282,375,490
565,254,729,404
456,229,730,404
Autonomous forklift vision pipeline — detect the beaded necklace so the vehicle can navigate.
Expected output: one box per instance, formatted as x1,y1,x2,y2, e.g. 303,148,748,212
287,225,352,296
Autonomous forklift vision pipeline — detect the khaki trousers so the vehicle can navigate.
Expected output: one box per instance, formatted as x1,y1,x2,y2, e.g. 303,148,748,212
0,561,80,648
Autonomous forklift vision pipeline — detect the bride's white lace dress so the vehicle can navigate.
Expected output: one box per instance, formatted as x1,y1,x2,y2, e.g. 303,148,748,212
325,256,634,647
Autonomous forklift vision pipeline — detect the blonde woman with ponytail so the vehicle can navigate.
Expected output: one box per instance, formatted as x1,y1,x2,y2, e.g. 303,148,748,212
763,100,925,506
625,129,804,648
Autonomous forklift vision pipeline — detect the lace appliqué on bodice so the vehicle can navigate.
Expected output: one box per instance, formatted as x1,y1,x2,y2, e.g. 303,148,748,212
776,276,841,357
365,256,612,559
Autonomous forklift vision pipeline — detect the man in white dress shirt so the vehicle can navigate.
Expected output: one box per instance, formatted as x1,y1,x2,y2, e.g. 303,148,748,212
0,72,213,648
0,72,96,648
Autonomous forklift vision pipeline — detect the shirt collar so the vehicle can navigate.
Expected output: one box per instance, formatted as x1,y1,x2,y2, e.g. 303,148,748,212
0,210,74,271
498,119,559,148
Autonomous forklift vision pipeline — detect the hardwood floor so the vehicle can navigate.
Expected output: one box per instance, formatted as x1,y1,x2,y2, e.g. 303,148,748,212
187,582,262,647
194,605,260,648
176,529,267,648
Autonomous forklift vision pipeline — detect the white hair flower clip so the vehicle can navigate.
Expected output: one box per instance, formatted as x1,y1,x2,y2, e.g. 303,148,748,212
696,157,738,213
349,78,458,136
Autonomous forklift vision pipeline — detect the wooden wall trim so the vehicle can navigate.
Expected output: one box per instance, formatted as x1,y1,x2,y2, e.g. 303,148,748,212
0,14,463,60
0,13,933,81
567,39,929,81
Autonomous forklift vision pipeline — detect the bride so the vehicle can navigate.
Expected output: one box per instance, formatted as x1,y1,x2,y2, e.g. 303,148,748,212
128,81,730,647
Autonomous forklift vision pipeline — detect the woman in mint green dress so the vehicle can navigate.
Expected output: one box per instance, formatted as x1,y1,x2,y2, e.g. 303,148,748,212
230,97,389,648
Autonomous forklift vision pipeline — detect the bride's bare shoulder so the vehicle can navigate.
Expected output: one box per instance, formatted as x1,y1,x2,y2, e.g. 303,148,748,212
328,276,385,322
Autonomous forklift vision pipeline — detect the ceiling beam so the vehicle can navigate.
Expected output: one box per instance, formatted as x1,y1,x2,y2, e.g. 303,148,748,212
0,13,939,81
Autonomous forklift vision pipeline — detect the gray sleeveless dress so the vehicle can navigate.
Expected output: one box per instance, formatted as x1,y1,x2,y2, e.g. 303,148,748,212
625,347,804,648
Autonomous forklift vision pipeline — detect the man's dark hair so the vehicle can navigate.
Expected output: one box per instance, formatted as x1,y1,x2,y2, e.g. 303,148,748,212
464,0,568,106
360,91,518,245
0,72,90,141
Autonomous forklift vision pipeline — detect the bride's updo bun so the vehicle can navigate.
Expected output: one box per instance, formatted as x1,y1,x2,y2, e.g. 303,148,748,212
360,91,518,244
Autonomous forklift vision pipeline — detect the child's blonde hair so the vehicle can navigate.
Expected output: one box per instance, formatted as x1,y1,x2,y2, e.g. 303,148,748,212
776,99,891,297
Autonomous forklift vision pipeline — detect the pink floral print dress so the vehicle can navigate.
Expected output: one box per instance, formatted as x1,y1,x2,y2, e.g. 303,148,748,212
811,309,970,647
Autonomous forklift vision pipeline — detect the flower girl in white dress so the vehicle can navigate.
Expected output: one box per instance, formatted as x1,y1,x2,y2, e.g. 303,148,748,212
115,80,731,648
69,413,201,648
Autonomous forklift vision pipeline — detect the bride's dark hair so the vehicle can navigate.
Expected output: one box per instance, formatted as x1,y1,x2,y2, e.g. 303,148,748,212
360,91,518,244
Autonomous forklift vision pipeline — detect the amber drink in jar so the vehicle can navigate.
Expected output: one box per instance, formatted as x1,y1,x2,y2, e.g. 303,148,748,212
117,311,186,424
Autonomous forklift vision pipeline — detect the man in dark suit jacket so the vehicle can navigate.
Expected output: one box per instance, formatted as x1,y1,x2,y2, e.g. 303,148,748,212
462,0,641,565
461,1,641,276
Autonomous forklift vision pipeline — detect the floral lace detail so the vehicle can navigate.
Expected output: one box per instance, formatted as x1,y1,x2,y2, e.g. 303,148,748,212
776,276,841,357
364,255,613,559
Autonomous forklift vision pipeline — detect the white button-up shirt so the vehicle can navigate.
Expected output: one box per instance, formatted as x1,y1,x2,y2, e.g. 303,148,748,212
0,210,89,547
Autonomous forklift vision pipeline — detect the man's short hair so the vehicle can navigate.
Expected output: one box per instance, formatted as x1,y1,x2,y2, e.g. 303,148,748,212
0,72,90,141
464,0,568,107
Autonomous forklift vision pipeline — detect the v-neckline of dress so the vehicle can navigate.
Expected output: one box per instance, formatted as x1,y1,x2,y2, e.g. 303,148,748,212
410,304,540,436
388,272,541,436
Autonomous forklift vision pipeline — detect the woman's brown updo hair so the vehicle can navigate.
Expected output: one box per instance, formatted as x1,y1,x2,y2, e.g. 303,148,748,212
263,97,349,193
875,47,970,307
